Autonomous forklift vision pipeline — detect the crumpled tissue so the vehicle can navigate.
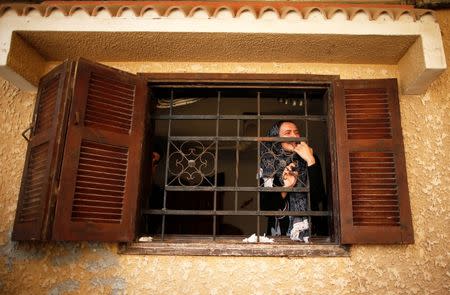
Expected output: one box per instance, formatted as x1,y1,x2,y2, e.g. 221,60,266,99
242,234,274,243
138,236,153,242
290,219,310,243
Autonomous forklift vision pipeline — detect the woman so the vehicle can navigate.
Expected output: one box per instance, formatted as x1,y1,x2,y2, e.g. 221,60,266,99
260,121,325,241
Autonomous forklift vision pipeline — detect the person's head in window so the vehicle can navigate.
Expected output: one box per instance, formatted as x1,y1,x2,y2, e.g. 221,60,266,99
260,121,321,241
268,121,315,166
151,141,164,177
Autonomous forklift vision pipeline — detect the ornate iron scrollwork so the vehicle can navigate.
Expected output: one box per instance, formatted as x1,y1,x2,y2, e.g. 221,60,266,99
167,141,215,186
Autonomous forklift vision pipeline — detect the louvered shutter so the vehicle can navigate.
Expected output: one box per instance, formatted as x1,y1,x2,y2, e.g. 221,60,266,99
52,58,147,242
12,61,73,241
333,79,414,244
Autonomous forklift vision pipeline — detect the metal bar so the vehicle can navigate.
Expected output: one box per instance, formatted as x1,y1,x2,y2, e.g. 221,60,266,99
304,91,311,210
143,209,331,217
256,91,261,240
213,91,220,240
235,119,240,212
153,114,326,121
167,136,308,142
151,84,330,89
304,91,312,230
164,186,310,192
161,89,174,241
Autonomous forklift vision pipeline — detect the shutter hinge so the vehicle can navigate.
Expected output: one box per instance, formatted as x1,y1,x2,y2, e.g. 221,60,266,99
21,124,33,142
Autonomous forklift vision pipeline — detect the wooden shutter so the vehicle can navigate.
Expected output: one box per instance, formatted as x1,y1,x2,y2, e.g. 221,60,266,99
333,79,414,244
12,61,73,241
52,58,147,242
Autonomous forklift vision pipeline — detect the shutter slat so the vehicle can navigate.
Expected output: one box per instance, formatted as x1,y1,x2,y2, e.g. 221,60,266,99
84,120,131,134
79,158,128,171
77,175,125,186
78,163,128,175
334,79,414,244
75,187,124,197
74,193,125,203
76,180,125,192
77,169,127,180
74,199,123,207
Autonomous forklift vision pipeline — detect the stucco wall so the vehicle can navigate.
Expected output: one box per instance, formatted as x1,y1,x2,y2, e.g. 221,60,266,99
0,9,449,295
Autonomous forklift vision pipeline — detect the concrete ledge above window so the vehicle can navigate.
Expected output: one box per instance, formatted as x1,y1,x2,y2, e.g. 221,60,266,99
0,2,446,93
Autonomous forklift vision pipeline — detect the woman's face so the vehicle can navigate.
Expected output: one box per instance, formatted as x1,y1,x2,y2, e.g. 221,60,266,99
279,122,300,152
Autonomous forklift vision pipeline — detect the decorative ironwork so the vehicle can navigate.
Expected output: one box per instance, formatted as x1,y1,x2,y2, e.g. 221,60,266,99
260,141,308,188
167,140,215,186
145,86,331,240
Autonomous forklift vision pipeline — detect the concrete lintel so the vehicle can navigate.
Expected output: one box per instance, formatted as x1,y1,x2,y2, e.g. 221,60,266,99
0,5,446,95
399,36,447,94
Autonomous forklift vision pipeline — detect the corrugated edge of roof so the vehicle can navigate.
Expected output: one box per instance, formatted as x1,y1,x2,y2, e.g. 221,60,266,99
0,1,436,22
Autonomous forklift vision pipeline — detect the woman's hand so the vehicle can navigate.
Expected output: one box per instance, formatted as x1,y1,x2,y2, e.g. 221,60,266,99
294,142,315,166
281,163,297,198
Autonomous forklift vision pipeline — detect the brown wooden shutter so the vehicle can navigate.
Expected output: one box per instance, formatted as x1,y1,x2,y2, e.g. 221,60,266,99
333,79,414,244
12,61,73,241
52,58,147,242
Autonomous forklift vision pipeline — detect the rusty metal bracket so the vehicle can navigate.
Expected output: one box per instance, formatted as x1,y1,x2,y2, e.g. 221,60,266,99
21,125,33,142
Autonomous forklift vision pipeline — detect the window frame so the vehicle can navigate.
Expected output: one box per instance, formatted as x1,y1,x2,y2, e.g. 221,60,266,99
125,73,344,256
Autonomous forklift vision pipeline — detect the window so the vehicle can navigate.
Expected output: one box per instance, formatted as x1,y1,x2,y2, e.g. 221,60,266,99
12,58,414,255
142,86,333,243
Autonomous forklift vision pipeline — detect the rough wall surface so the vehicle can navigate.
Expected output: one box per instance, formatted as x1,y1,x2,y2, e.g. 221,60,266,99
0,9,449,295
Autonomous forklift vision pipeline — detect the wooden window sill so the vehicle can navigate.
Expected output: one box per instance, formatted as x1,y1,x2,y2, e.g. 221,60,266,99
119,236,350,257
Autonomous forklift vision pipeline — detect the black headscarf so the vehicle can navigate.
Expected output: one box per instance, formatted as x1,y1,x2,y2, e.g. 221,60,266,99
260,121,309,236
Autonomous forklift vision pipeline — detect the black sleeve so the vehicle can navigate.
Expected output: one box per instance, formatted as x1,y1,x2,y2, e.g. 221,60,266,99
260,176,285,211
307,155,326,211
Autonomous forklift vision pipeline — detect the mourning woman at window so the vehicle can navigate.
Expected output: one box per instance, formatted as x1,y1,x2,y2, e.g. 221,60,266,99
260,121,325,242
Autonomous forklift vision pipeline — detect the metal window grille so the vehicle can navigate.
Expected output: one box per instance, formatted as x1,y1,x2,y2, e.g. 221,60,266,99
144,86,331,241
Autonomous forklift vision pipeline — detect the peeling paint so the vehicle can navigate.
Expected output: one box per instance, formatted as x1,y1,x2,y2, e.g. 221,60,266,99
90,277,126,295
84,248,118,272
49,279,80,295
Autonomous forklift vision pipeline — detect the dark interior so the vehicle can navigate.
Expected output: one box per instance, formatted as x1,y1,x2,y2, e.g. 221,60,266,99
142,85,332,240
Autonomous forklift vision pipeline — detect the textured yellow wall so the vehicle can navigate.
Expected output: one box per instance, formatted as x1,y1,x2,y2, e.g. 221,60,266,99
0,10,449,295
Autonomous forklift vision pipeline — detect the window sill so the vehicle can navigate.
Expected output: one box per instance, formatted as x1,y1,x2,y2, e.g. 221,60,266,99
119,237,350,257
